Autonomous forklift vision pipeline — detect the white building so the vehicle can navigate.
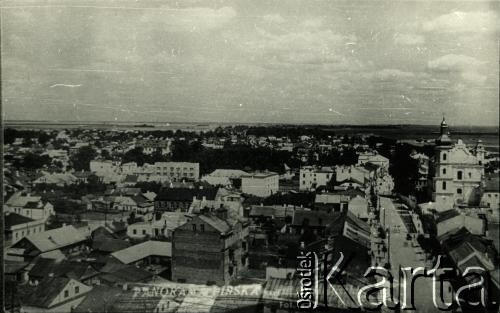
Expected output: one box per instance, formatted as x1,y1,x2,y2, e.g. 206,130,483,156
357,152,390,169
4,212,46,247
299,166,334,191
241,172,279,197
433,118,484,211
4,192,54,221
201,169,250,187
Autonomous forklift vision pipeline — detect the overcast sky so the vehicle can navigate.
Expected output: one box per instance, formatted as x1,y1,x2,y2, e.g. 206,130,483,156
2,0,499,125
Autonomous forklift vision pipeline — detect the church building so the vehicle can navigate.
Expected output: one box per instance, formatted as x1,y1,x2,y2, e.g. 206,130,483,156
433,118,485,210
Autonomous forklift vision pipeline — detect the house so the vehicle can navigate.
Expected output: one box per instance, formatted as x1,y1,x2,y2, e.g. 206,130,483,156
154,186,219,212
134,162,200,182
20,276,92,313
4,192,55,220
97,263,156,286
201,169,250,187
357,151,390,169
291,209,343,241
480,174,499,218
127,212,190,239
28,258,100,285
434,209,485,237
113,194,153,214
7,225,88,262
299,166,334,191
73,170,93,183
171,211,249,285
439,228,499,306
241,171,279,197
335,165,369,187
314,188,365,213
111,240,172,267
136,139,171,155
33,171,77,186
4,212,46,247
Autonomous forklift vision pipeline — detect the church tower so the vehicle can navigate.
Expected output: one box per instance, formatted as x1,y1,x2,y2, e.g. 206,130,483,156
433,117,454,210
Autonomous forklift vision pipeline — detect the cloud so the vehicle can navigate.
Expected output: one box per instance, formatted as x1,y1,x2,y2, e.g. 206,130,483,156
423,11,499,33
262,14,285,24
249,27,355,66
139,6,237,32
394,33,425,45
461,71,487,84
369,69,415,81
301,17,324,29
427,54,484,72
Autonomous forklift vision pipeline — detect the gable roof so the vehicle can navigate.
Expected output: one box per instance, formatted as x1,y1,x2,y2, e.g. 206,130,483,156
29,259,99,281
99,265,154,284
198,214,232,234
111,240,171,264
5,213,35,228
14,225,87,253
22,276,71,308
435,209,461,223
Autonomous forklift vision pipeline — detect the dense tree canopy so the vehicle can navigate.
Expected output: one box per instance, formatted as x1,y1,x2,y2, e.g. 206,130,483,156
71,146,98,171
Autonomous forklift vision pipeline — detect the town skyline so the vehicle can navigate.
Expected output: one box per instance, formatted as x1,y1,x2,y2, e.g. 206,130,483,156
2,0,499,126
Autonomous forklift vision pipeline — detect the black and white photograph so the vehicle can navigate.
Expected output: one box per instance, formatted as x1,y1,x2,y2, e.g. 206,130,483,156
1,0,499,312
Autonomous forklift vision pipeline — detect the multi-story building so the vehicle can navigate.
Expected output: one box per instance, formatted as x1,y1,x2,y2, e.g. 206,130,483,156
433,118,484,211
171,209,249,285
357,151,390,169
299,166,334,191
241,171,279,197
4,212,46,247
135,162,199,182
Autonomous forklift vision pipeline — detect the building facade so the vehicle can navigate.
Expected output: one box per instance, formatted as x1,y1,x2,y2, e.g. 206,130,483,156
433,118,484,211
299,166,334,191
171,212,249,285
241,172,279,197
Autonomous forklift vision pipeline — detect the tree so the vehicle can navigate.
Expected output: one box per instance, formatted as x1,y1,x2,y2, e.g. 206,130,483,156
14,153,51,169
71,146,97,171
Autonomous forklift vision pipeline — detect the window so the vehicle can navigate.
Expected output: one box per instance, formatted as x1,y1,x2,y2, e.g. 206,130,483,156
64,290,69,298
442,181,446,190
457,188,462,194
75,286,79,294
192,224,197,231
442,153,447,161
442,168,446,175
142,230,146,235
468,172,472,179
457,171,463,180
200,224,205,232
133,229,137,235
